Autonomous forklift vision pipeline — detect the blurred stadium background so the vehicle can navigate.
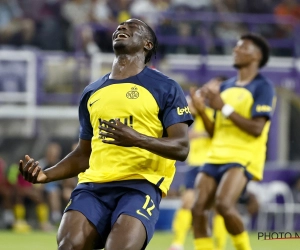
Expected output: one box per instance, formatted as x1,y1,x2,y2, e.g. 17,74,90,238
1,0,300,249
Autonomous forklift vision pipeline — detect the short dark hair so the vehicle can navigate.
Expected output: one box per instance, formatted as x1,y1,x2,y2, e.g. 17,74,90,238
141,21,158,64
240,33,270,68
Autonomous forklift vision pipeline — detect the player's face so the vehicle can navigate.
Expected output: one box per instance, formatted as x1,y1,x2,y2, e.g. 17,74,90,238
233,39,261,69
112,19,148,53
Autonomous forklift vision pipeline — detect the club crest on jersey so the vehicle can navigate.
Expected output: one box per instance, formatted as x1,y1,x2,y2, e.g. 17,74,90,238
126,86,139,99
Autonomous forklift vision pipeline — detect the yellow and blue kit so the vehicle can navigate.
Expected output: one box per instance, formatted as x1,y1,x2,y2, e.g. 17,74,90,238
78,66,193,195
66,67,193,249
203,74,276,181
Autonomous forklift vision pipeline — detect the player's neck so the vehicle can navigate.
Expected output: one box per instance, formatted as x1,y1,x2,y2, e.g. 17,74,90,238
236,66,259,86
110,54,145,80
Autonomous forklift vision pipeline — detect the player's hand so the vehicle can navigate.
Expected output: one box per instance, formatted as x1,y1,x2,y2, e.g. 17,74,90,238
99,119,140,147
189,87,206,114
203,85,224,110
19,155,48,184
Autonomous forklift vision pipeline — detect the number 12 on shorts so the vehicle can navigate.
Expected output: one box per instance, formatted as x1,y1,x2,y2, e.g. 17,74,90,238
136,195,155,220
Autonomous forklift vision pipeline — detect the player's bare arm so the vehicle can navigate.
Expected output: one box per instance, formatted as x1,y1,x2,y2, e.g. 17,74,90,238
19,139,91,184
225,114,267,137
189,129,210,140
190,87,215,137
206,88,268,137
100,119,189,161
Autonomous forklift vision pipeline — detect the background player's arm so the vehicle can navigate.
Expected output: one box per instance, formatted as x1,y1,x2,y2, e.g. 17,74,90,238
196,110,215,137
189,129,210,140
204,87,268,137
19,139,91,184
227,113,267,137
100,120,189,161
190,88,215,137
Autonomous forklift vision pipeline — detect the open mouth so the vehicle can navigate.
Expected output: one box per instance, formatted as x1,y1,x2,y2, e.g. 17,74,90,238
115,33,130,41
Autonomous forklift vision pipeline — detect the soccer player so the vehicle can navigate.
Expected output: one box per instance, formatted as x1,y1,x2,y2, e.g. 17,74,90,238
3,161,52,232
18,18,193,250
168,77,225,250
190,33,276,250
0,157,14,229
13,170,53,232
38,142,63,225
212,186,260,250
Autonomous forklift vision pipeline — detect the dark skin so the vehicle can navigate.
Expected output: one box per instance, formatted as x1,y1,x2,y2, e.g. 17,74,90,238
193,84,267,137
191,38,269,239
19,19,189,250
190,39,268,138
100,119,189,161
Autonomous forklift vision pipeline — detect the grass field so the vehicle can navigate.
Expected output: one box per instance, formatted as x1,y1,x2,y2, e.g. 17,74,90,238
0,230,300,250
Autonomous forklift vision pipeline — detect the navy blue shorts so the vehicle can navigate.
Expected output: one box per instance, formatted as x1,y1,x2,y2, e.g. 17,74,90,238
64,180,162,249
200,163,253,184
185,166,200,189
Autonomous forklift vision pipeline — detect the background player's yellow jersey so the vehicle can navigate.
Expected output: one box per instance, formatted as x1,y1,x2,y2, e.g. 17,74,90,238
206,74,276,180
77,67,193,196
187,108,214,166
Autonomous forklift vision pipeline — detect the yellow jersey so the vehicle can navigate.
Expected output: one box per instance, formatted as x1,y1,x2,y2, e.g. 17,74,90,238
206,74,276,180
77,67,193,196
187,108,214,166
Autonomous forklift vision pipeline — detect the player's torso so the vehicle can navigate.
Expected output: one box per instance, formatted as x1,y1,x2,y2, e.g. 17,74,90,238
78,67,193,195
215,86,254,144
188,109,213,166
207,79,271,172
86,82,170,180
88,83,162,140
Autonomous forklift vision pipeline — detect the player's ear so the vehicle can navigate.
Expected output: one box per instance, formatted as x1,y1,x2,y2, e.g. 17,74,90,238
144,40,153,52
253,47,262,65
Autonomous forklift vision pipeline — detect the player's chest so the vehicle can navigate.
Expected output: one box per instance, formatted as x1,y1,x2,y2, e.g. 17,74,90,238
88,83,159,119
221,87,254,111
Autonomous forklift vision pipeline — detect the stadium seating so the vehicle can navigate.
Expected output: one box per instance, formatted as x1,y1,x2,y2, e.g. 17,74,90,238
248,181,296,231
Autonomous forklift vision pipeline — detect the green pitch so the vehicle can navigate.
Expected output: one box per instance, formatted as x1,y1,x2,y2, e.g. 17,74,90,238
0,230,299,250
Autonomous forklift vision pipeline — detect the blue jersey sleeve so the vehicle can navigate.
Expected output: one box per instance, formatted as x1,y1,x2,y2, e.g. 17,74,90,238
79,91,93,140
251,82,275,119
162,82,194,128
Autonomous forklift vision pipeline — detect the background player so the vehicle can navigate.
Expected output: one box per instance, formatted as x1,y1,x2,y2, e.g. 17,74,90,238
7,162,52,232
18,18,193,250
0,157,14,229
190,33,276,250
38,142,63,226
168,76,226,250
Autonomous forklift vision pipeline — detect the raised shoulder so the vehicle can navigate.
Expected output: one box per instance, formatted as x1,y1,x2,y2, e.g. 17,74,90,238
253,74,275,96
142,67,179,88
256,74,273,87
137,67,186,109
220,77,236,92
